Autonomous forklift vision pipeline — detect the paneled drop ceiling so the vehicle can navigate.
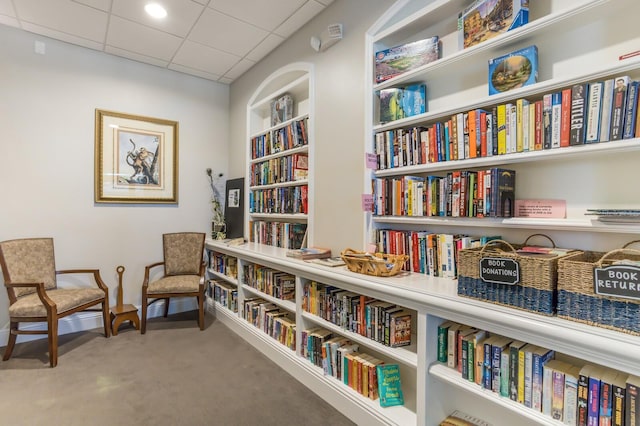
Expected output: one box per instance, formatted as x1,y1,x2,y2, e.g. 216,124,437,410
0,0,334,84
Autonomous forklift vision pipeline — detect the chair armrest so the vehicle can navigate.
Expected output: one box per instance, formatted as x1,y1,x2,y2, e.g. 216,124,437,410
143,261,165,287
57,269,109,292
5,282,56,312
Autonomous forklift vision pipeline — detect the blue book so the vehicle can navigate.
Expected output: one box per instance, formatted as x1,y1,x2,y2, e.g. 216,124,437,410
623,80,639,139
377,364,405,407
401,83,427,118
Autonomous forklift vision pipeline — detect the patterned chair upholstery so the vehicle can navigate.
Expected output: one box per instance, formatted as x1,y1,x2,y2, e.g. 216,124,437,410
0,238,110,367
141,232,206,333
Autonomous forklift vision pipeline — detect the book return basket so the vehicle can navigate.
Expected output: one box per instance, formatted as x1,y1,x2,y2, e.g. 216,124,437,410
557,241,640,335
457,235,578,315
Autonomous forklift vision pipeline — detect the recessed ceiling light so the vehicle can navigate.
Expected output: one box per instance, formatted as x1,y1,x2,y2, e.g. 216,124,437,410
145,3,167,19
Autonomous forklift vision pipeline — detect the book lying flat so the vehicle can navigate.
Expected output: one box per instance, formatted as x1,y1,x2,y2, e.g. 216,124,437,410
306,256,346,267
285,247,331,260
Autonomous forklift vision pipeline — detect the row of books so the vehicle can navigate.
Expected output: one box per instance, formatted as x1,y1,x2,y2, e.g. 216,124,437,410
249,153,308,186
248,220,306,250
208,252,238,279
244,297,296,351
374,76,640,170
372,168,516,218
249,185,308,215
208,279,238,313
301,327,406,407
242,263,295,301
376,230,500,277
250,117,308,160
302,281,412,348
301,327,383,400
437,321,640,425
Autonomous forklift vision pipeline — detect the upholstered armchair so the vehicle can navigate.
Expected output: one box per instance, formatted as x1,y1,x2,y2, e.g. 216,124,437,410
0,238,110,367
141,232,206,334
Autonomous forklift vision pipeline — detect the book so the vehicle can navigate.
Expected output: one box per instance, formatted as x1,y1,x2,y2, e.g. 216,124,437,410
600,368,620,426
626,374,640,426
488,45,538,96
440,410,492,426
542,359,569,417
588,365,607,426
379,87,403,123
543,94,553,149
377,364,404,407
610,76,630,140
623,80,639,139
518,343,531,404
306,256,346,267
578,364,596,426
401,83,427,118
438,321,455,363
509,340,527,402
570,83,589,145
612,373,627,426
600,78,615,142
389,309,412,348
551,92,562,148
560,88,571,147
531,346,555,411
286,247,331,260
563,364,581,426
585,81,603,143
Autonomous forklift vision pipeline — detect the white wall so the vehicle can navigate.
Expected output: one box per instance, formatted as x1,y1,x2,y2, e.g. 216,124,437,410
0,24,228,339
228,0,393,253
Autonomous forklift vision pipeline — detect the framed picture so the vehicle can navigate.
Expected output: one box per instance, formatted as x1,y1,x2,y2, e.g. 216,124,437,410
94,109,178,204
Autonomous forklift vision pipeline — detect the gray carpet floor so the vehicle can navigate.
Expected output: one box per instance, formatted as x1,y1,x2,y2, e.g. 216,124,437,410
0,311,355,426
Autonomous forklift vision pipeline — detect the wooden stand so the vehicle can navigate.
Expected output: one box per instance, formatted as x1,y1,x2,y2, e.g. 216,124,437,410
110,265,140,335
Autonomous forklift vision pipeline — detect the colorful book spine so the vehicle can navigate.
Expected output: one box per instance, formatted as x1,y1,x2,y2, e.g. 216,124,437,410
551,92,562,148
585,81,603,143
543,94,553,149
611,76,629,140
570,83,589,145
623,80,639,139
600,78,615,142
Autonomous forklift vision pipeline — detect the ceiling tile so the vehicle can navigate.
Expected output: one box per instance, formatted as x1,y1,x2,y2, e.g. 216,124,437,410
168,63,220,81
107,16,183,61
208,0,305,32
188,7,268,57
71,0,111,12
14,0,108,42
105,45,170,68
222,58,256,80
111,0,204,38
274,0,324,38
21,22,104,50
246,33,285,62
0,0,16,17
172,39,240,76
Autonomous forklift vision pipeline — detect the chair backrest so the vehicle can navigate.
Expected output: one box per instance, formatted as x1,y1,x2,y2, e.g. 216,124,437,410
163,233,205,276
0,238,57,299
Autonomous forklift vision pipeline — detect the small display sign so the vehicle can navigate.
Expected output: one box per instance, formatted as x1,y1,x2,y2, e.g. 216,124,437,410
480,257,520,285
594,264,640,300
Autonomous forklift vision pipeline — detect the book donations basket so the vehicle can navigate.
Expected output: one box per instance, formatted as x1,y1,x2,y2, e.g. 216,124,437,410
341,248,408,277
557,241,640,335
457,234,578,315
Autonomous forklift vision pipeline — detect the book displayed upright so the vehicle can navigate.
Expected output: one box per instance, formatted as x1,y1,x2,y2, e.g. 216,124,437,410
570,83,588,145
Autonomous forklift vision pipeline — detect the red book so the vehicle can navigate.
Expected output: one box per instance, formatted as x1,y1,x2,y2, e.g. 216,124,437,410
560,88,571,147
428,126,437,163
480,110,488,157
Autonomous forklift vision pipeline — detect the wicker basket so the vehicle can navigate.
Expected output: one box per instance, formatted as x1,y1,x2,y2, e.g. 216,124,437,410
457,235,578,315
557,242,640,335
340,248,408,277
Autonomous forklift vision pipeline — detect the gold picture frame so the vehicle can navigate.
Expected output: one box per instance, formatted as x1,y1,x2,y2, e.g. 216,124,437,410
94,109,178,204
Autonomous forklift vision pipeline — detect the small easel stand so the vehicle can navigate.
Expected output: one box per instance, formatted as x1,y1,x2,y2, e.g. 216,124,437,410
110,265,140,335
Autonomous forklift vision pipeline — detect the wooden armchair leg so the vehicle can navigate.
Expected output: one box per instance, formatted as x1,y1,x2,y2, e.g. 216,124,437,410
163,298,170,318
3,322,18,361
102,301,111,338
141,294,148,334
198,295,204,330
48,319,58,368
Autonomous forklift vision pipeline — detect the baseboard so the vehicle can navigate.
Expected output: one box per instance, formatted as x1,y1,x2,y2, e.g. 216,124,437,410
0,298,197,347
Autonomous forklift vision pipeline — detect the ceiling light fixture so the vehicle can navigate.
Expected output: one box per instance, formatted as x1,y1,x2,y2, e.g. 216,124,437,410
144,3,167,19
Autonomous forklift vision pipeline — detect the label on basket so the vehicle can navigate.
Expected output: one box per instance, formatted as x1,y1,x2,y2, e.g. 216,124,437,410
594,264,640,300
480,257,520,285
